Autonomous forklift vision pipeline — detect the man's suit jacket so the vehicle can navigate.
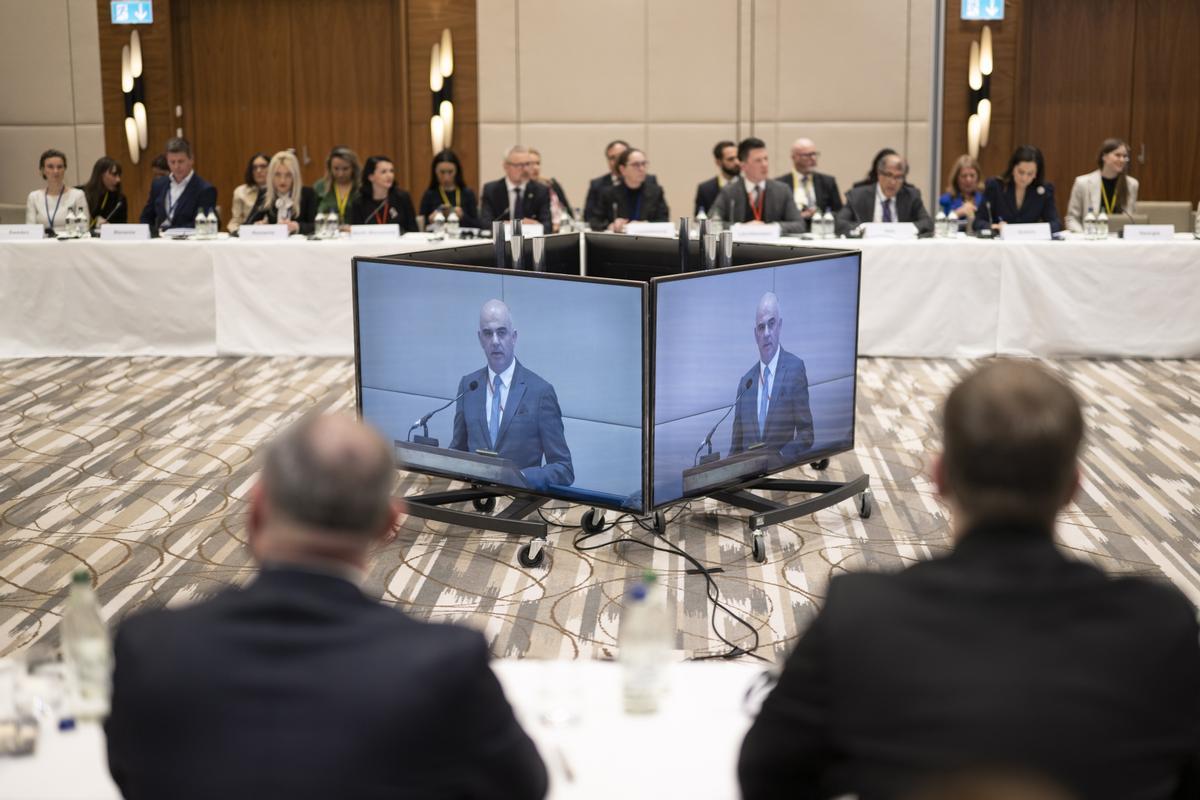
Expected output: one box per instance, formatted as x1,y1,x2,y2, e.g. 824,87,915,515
975,177,1063,233
1065,169,1138,232
694,176,725,217
479,179,552,232
738,523,1200,800
106,567,548,800
138,173,219,235
773,170,844,214
729,348,814,459
836,183,934,237
709,177,806,234
589,181,670,230
450,361,573,490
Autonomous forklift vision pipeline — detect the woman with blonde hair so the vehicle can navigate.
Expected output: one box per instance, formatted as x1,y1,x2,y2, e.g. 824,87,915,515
938,154,983,230
313,146,361,226
245,150,317,235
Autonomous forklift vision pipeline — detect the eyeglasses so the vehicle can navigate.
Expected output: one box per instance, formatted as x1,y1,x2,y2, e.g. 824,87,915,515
879,171,905,180
506,160,532,168
625,160,649,169
795,151,819,158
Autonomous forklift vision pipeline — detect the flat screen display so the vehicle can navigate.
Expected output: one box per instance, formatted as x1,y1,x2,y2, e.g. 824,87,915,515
651,254,861,508
354,259,646,512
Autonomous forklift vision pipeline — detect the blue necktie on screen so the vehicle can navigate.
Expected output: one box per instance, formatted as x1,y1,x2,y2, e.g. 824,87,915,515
489,374,502,447
759,366,771,439
882,199,893,222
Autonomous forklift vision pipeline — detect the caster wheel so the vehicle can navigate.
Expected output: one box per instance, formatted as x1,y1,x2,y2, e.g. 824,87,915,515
652,511,667,535
518,539,546,568
857,489,873,520
751,531,767,563
810,458,830,471
473,496,496,513
581,508,606,534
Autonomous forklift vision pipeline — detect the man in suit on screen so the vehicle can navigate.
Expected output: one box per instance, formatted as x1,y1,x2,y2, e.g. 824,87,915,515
729,291,814,460
450,299,573,491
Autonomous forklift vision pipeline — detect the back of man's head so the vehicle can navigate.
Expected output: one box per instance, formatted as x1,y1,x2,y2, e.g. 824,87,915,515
940,361,1083,529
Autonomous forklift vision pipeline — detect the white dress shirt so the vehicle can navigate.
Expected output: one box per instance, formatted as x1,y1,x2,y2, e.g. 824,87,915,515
486,359,517,429
757,347,781,425
166,170,194,223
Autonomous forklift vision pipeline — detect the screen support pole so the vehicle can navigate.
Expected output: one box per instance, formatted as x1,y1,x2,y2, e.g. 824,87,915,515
401,486,551,567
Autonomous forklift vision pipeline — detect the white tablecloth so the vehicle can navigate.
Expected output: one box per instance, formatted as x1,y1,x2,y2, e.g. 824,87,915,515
3,234,1199,358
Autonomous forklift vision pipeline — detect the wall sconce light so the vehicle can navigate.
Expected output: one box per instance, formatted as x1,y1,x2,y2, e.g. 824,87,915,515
966,25,993,159
430,28,454,153
121,30,148,164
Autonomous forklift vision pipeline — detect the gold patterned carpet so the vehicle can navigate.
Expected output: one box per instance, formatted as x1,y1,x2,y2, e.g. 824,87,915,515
2,356,1198,662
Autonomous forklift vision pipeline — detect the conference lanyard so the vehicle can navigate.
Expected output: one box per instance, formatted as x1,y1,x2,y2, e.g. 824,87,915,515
1100,181,1117,215
335,185,350,220
374,198,390,225
438,186,460,209
749,185,764,222
792,173,811,207
44,189,65,230
165,183,183,223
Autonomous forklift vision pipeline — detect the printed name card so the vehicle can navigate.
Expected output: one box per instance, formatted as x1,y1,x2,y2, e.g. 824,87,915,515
99,224,151,240
624,221,676,237
240,224,291,240
861,222,918,240
1121,224,1175,242
350,224,401,240
730,222,783,239
999,222,1052,241
0,224,44,241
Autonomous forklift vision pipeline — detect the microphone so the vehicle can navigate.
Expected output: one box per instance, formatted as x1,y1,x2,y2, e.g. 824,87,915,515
366,196,389,224
847,199,863,237
977,201,995,238
409,380,479,446
695,377,754,466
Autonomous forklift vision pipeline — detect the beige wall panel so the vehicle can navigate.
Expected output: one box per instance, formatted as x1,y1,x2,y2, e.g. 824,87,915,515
68,0,104,125
476,0,518,124
904,121,933,202
646,0,739,123
519,123,648,212
517,0,645,123
0,1,76,126
645,124,746,216
750,0,779,124
477,123,519,193
906,0,936,122
0,125,81,206
775,121,905,204
75,123,106,177
776,0,909,122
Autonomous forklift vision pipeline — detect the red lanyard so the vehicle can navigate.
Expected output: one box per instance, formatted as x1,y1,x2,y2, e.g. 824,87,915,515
374,199,389,225
749,185,764,222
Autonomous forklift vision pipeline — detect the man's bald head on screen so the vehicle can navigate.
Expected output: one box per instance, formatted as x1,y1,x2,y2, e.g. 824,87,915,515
478,299,518,374
755,292,783,365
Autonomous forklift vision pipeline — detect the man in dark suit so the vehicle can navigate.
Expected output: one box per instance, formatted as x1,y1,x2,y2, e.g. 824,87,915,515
479,145,552,232
729,292,814,460
106,413,547,800
836,152,934,237
583,139,629,223
451,298,573,491
774,137,842,220
709,137,806,234
138,137,218,236
739,360,1200,800
694,139,740,217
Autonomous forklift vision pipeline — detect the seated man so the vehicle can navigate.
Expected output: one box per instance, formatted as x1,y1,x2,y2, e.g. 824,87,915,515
451,299,573,490
107,413,547,800
773,137,843,220
739,360,1200,800
479,145,552,232
583,139,629,223
836,151,933,237
694,139,740,217
138,137,218,235
708,137,805,234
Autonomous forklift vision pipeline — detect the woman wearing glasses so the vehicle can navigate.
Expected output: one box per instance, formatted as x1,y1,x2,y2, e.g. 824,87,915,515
1065,138,1139,233
588,147,669,232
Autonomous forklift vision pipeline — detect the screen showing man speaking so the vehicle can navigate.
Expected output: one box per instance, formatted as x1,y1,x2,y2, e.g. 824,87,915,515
652,254,860,507
355,260,645,511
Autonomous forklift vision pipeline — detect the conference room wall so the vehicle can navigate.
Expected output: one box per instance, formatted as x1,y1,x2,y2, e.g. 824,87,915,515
0,0,105,208
477,0,937,215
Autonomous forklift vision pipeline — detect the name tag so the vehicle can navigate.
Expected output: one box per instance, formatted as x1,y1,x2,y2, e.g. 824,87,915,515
99,223,151,240
0,224,44,241
999,222,1052,241
350,224,401,240
861,222,918,239
241,224,290,240
624,221,676,237
1121,224,1175,242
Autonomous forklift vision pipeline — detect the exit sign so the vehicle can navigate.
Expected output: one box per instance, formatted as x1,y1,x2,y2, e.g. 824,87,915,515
111,1,153,24
961,0,1003,20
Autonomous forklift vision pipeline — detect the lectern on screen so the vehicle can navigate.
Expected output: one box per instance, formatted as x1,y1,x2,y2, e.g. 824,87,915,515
354,258,647,512
651,253,861,507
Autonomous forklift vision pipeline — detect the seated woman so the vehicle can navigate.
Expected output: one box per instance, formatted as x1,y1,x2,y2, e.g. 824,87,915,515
938,154,983,230
314,146,361,227
228,152,268,233
348,155,417,232
26,149,88,234
244,150,317,234
588,147,669,232
82,156,127,228
418,149,479,229
1065,138,1138,233
974,145,1062,234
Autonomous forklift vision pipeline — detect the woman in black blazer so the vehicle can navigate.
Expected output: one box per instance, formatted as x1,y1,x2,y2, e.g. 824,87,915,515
589,147,669,231
418,149,480,229
349,155,417,232
245,150,318,234
975,145,1063,234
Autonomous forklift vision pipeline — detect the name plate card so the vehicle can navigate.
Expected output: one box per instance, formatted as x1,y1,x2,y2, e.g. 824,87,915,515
99,223,151,240
624,221,676,237
861,222,918,240
240,224,291,240
999,222,1052,241
0,224,44,241
1121,224,1175,242
730,222,783,239
350,224,401,240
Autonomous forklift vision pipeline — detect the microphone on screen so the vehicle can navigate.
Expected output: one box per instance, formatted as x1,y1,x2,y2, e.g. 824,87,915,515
695,378,755,466
409,381,479,447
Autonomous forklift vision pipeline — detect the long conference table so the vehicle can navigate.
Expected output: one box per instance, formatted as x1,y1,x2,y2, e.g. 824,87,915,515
2,233,1199,359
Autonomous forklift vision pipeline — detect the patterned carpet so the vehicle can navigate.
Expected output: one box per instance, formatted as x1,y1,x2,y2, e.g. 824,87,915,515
2,356,1198,663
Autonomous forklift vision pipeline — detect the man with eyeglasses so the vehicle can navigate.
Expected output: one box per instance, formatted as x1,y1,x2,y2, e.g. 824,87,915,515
479,145,552,233
774,138,842,220
836,152,934,237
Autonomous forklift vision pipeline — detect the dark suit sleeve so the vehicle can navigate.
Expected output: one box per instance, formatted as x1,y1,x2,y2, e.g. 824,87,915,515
974,179,1002,231
779,358,815,460
694,183,705,218
105,622,141,797
589,185,615,231
778,187,806,235
1042,183,1063,233
909,190,934,238
533,185,552,231
522,383,573,489
479,184,500,231
450,375,468,452
650,185,670,222
583,180,601,225
398,191,417,234
296,186,317,235
834,196,859,237
139,180,159,226
824,175,844,213
461,187,481,229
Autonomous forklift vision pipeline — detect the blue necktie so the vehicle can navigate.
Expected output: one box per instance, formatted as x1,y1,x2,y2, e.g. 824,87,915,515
513,188,524,221
489,374,503,447
882,198,893,222
758,366,771,439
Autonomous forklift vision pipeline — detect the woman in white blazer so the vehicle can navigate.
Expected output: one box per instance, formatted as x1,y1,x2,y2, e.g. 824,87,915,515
25,148,89,234
1065,138,1138,232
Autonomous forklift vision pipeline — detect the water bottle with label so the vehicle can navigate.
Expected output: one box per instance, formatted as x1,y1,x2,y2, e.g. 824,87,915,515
822,207,835,239
1097,209,1109,239
447,210,461,238
61,570,111,720
619,572,671,714
194,209,207,239
934,209,947,239
207,210,219,238
430,209,445,237
1083,207,1096,240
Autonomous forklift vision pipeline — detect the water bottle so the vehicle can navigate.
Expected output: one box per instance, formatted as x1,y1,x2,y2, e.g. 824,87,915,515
709,206,723,234
945,211,957,239
447,210,461,238
1083,207,1096,240
933,209,947,239
61,569,111,719
430,209,445,237
194,209,207,239
822,207,835,239
619,572,671,714
1097,209,1109,239
1194,204,1200,239
207,210,219,238
696,207,708,225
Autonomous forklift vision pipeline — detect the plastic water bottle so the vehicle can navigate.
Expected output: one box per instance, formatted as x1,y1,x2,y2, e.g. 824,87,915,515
430,209,445,237
207,210,219,238
696,207,708,226
61,570,111,719
619,572,671,714
1194,204,1200,239
822,207,835,239
933,209,947,239
1097,209,1109,239
1083,207,1096,240
194,209,207,239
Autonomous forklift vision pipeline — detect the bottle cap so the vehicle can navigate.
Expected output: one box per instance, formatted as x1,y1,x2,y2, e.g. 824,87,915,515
628,583,647,601
642,570,658,585
71,569,90,585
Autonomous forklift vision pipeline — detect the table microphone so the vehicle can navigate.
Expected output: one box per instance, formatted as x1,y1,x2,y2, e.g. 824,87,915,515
976,201,995,238
695,377,754,466
409,381,479,446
